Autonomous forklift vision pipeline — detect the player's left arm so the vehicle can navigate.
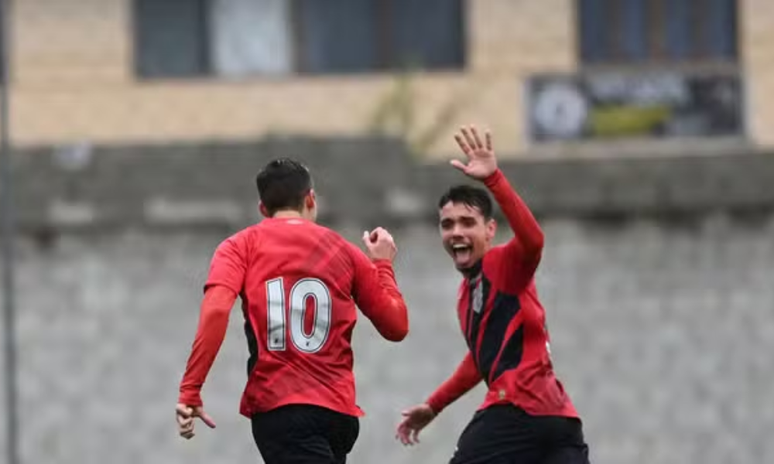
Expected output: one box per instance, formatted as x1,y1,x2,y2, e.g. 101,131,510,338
349,234,409,342
452,125,544,289
483,169,544,283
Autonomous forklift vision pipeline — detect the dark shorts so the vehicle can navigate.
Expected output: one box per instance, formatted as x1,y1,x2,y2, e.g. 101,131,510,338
251,404,360,464
449,404,590,464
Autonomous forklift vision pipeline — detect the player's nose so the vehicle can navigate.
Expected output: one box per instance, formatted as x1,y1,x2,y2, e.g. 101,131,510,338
447,223,463,237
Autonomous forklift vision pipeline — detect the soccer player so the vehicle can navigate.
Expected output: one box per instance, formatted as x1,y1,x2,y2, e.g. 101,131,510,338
396,126,590,463
176,158,410,464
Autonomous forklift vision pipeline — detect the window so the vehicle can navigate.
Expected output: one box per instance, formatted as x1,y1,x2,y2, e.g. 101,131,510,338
577,0,738,64
133,0,465,78
134,0,210,78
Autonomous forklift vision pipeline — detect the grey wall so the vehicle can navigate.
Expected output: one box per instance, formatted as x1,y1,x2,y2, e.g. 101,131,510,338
1,138,773,463
10,137,774,233
0,218,772,464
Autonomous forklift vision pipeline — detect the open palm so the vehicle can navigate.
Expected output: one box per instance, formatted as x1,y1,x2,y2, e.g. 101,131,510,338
396,403,436,446
451,125,498,180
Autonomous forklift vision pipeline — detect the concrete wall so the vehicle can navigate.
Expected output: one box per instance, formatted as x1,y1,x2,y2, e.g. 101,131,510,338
1,218,772,464
9,137,774,236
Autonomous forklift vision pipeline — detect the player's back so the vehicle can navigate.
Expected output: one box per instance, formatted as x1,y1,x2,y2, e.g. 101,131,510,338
234,218,366,417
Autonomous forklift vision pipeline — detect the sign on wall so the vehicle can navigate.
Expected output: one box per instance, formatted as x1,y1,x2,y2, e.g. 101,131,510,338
526,71,744,142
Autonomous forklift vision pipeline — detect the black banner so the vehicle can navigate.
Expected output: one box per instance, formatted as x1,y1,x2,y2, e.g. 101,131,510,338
526,72,744,142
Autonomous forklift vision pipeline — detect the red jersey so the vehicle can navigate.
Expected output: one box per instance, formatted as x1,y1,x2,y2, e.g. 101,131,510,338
179,217,409,419
428,170,577,418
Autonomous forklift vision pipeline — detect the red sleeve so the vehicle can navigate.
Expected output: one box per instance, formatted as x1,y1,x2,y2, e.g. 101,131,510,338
204,233,248,294
426,352,482,414
348,244,409,342
483,169,545,292
178,285,238,406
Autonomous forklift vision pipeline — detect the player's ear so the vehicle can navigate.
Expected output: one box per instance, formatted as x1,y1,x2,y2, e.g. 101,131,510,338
305,189,316,210
259,202,270,218
486,218,496,240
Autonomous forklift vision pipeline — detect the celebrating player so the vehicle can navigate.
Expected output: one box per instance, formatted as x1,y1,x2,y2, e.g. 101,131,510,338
176,158,409,464
396,126,590,463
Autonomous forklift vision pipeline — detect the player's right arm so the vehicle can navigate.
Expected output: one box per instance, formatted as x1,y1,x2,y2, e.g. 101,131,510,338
426,352,482,413
396,352,482,445
349,228,409,342
176,233,247,439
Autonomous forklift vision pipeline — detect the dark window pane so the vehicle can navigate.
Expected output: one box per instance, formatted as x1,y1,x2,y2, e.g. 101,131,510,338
296,0,378,74
134,0,209,78
706,0,737,59
578,0,737,64
665,0,691,59
621,0,647,61
578,0,607,62
390,0,465,70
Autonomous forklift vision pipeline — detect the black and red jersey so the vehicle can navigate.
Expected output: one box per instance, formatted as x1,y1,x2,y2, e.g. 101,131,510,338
429,170,578,418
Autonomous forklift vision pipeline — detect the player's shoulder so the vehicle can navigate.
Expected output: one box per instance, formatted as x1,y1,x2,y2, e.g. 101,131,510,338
212,224,258,252
227,223,261,242
311,222,357,253
293,219,341,239
483,243,508,263
480,244,513,281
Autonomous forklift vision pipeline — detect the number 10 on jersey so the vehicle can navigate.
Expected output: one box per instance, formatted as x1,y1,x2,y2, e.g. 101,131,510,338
266,277,332,354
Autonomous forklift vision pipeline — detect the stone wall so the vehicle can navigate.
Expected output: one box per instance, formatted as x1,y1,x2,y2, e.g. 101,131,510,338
0,218,772,464
8,137,774,236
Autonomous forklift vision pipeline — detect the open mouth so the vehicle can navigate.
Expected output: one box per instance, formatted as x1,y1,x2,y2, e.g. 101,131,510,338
451,243,473,262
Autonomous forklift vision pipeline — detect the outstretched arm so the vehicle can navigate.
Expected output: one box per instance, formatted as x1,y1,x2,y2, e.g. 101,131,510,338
426,352,482,414
483,169,544,282
396,352,481,446
452,125,545,289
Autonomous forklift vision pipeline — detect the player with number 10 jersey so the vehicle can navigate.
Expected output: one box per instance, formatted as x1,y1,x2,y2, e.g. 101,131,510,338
176,158,409,463
192,210,408,417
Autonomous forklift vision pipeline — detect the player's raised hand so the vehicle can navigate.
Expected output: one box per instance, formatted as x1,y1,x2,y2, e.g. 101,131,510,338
363,227,397,262
176,403,216,440
396,403,436,446
451,125,497,180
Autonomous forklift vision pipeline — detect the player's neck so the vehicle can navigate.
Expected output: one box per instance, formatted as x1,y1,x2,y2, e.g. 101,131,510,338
272,210,305,220
459,260,483,279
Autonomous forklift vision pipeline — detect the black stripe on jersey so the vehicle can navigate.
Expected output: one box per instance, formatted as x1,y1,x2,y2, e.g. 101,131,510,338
491,325,525,383
464,278,479,363
244,308,259,376
477,292,521,383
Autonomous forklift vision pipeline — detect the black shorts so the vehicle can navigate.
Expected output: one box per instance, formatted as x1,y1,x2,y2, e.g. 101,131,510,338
251,404,360,464
449,404,590,464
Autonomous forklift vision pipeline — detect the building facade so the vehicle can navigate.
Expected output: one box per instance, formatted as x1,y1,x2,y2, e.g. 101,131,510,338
6,0,771,158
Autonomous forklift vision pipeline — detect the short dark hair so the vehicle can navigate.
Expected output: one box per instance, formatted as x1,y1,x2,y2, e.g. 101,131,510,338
255,158,312,216
438,185,493,220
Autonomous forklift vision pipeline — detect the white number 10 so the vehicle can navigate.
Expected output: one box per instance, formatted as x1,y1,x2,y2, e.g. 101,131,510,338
266,277,332,353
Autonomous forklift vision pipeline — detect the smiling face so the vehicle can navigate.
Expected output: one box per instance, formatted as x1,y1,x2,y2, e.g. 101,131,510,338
437,185,496,271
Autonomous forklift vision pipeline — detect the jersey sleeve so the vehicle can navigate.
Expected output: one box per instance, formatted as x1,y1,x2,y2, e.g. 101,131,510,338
426,352,482,414
204,232,249,295
348,243,409,342
178,285,238,406
483,169,545,293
